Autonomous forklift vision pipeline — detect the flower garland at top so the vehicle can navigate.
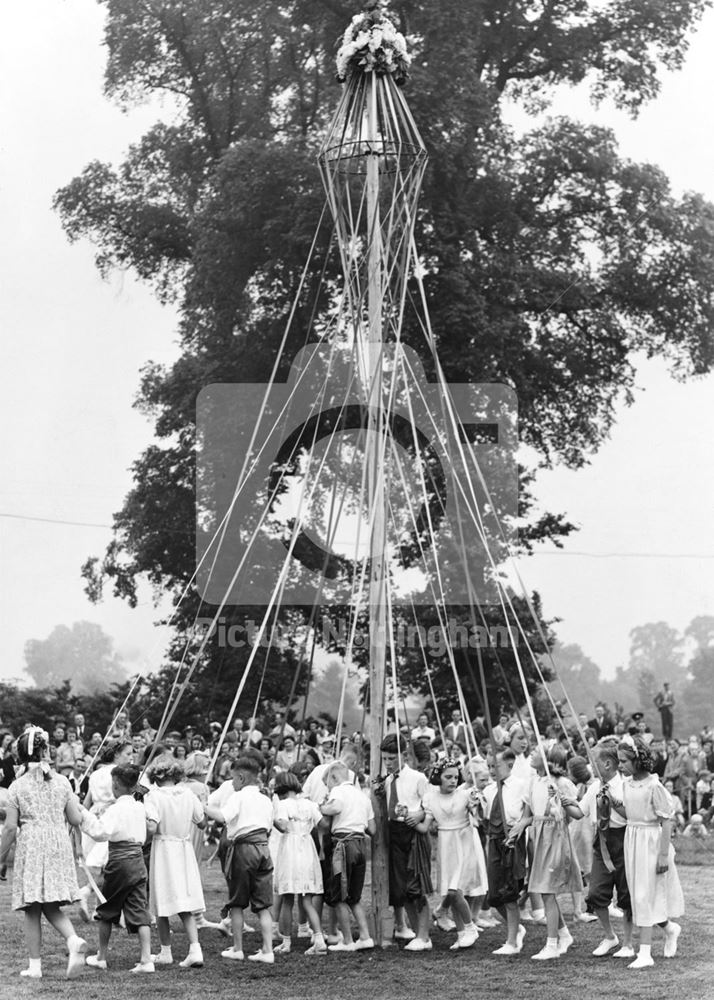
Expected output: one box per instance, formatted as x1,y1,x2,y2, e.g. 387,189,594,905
336,1,411,86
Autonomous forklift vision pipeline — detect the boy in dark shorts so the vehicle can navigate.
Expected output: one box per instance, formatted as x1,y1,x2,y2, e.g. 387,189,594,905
79,764,154,974
206,755,275,963
320,761,376,951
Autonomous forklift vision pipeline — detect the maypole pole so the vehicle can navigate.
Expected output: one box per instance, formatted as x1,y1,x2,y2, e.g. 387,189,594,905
318,0,426,947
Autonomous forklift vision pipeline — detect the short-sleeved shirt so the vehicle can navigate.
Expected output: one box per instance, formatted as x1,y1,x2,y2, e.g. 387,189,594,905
484,776,527,828
386,765,428,816
327,782,374,835
82,794,147,843
221,785,274,840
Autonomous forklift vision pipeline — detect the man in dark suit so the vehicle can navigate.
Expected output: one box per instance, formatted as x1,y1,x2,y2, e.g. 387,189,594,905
588,705,614,740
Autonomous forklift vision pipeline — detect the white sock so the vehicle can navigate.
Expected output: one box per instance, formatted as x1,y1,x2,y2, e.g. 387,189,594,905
558,926,571,937
188,942,202,956
639,944,651,958
159,944,173,958
28,958,41,974
67,935,83,952
547,936,559,949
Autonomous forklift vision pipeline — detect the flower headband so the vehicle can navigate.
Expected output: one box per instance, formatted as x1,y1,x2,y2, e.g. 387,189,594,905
27,725,48,757
432,756,461,781
619,733,654,772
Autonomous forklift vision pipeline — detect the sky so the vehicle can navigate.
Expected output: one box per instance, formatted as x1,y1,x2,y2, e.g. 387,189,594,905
0,0,712,689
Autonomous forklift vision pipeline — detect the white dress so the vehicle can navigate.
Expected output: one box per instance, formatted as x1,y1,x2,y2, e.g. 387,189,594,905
423,786,488,897
622,773,685,927
145,784,205,916
273,797,323,895
82,764,116,868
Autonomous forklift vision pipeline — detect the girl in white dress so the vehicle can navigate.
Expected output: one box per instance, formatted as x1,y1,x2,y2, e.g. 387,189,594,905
144,755,206,968
614,735,684,969
416,758,485,949
272,771,325,955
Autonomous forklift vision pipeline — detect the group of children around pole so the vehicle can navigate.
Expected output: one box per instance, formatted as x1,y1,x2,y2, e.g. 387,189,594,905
0,721,685,977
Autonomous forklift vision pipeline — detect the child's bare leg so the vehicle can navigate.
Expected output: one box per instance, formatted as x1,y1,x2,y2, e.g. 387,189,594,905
505,901,520,946
230,906,244,952
42,902,78,943
468,894,485,920
279,894,294,937
257,906,274,954
24,904,42,959
96,920,112,961
543,894,560,937
446,890,471,930
593,906,616,939
178,912,199,946
137,925,152,965
301,894,324,941
351,901,371,941
157,915,171,947
335,901,354,943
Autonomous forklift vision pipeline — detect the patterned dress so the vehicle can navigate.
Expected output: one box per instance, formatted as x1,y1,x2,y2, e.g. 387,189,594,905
7,766,80,910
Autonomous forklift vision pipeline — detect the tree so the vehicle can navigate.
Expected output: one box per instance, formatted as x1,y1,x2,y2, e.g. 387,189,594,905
628,621,686,708
55,1,714,714
24,622,127,696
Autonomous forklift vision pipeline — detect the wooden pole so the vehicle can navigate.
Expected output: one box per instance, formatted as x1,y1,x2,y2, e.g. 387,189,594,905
364,77,392,948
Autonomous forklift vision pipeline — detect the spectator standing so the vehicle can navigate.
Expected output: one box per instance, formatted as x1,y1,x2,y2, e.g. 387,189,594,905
653,682,675,740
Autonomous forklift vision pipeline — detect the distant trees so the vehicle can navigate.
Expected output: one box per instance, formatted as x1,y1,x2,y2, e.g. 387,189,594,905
24,621,126,695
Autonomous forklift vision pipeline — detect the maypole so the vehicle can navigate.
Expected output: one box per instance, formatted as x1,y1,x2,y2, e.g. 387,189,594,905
318,0,426,946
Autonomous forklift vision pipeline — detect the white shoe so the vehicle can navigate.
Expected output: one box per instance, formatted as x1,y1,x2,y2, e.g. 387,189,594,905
532,944,560,960
217,918,232,938
20,969,42,979
297,923,312,938
434,913,456,931
221,948,244,960
325,932,344,945
248,951,274,964
558,928,574,954
516,924,526,950
613,946,636,958
664,921,681,958
458,924,478,949
628,953,654,969
394,927,416,940
150,952,173,965
130,962,155,974
305,942,328,956
354,938,374,951
274,941,292,955
179,949,204,968
328,941,356,952
66,938,87,979
575,912,598,923
493,943,520,955
609,904,624,919
195,916,222,930
403,938,432,952
593,936,619,957
476,916,499,929
86,955,107,970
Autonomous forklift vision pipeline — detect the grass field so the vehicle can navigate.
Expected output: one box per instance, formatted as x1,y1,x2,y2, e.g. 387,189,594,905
1,848,713,1000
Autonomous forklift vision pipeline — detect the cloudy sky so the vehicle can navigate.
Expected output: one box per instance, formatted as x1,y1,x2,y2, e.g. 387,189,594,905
1,0,712,688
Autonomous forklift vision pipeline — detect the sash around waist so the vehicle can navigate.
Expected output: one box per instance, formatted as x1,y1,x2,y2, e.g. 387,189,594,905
230,829,269,845
154,834,191,843
108,840,145,857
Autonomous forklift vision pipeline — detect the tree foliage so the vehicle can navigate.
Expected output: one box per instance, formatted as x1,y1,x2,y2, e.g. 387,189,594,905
55,0,714,713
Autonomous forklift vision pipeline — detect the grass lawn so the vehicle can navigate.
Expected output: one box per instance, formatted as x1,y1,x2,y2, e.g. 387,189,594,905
1,849,713,1000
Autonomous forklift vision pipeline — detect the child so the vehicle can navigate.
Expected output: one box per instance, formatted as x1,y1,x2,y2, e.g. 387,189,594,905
614,735,685,968
682,812,709,838
464,759,500,928
206,755,275,962
663,778,686,831
567,754,597,923
80,763,154,973
271,771,326,955
416,758,485,949
144,755,206,968
0,727,87,979
379,734,433,951
320,760,376,951
484,748,529,955
511,747,583,959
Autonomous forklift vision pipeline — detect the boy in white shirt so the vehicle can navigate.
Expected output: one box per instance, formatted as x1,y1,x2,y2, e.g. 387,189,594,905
320,761,376,952
79,764,154,974
206,755,275,963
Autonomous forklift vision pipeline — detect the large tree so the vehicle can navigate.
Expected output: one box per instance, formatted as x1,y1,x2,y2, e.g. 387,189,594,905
56,0,714,717
24,621,127,696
